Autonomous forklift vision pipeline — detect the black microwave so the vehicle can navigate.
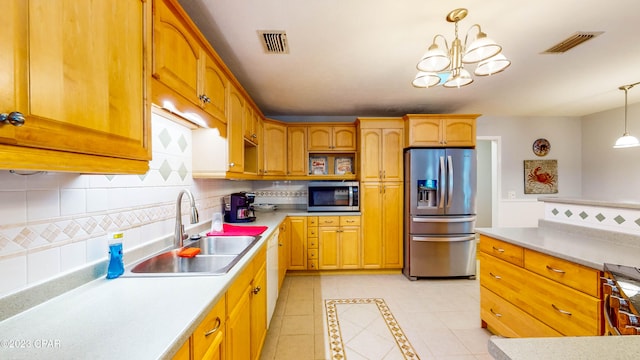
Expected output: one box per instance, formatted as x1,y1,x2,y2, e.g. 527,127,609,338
307,181,359,212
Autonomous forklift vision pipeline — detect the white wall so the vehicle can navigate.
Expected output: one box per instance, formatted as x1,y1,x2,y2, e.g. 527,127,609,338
582,103,640,202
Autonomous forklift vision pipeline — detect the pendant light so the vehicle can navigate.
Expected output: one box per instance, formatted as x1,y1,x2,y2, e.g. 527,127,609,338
613,83,640,148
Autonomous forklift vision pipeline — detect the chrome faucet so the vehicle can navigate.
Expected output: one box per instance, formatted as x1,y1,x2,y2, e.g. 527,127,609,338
175,189,199,248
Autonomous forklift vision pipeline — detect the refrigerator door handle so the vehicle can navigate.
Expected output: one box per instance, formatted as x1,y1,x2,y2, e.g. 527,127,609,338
447,155,453,209
412,216,476,223
439,156,445,209
412,235,476,242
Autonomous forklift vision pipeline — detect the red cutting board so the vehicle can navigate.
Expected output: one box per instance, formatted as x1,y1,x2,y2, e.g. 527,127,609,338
206,224,268,236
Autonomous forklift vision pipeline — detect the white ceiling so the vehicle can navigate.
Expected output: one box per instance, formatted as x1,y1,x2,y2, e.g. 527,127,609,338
178,0,640,118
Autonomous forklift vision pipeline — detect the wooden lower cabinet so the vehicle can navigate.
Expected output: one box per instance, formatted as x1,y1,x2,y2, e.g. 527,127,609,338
361,182,403,268
479,235,602,337
288,217,307,270
277,219,289,289
172,295,226,360
317,216,361,270
226,245,267,360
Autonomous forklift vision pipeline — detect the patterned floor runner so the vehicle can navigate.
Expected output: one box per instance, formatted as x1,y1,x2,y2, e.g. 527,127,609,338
325,298,420,360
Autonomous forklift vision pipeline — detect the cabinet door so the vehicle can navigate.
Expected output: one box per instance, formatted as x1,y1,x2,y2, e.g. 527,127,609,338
360,129,382,182
307,126,332,151
278,219,289,289
340,226,361,269
443,118,476,147
200,51,228,123
287,126,307,175
1,0,150,171
263,121,287,176
382,183,403,268
318,227,339,269
226,285,252,360
251,264,267,360
244,105,258,142
227,86,244,173
332,126,356,151
381,129,404,182
288,217,307,270
194,297,225,360
406,118,442,147
153,0,199,103
361,183,383,268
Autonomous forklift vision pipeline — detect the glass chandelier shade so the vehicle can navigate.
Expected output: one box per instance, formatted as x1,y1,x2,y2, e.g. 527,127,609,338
613,84,640,148
412,8,509,89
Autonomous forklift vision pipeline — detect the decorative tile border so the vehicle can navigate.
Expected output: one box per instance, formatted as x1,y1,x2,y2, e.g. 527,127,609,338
325,298,420,360
544,202,640,234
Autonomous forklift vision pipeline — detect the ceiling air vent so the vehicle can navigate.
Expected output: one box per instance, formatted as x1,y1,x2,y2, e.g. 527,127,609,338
542,31,604,54
258,31,289,54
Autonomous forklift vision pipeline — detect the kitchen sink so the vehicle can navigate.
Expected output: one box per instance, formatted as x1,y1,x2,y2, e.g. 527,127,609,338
123,235,260,277
187,235,258,255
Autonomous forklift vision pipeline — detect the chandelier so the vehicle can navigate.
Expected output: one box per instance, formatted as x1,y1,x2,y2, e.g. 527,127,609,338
613,83,640,148
412,8,510,89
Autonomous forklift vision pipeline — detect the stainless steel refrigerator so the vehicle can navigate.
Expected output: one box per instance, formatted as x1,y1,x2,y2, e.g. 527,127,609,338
403,148,477,280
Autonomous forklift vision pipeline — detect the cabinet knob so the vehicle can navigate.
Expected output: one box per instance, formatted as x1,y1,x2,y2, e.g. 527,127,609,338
229,162,235,167
253,286,262,294
0,112,25,127
199,94,212,104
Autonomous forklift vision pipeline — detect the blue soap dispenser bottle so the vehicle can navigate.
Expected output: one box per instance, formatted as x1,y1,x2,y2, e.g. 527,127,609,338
107,232,125,279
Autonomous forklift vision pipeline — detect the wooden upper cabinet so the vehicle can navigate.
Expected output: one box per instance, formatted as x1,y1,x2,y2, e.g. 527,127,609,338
404,114,478,147
227,86,245,173
287,126,307,176
0,0,151,174
263,120,287,176
200,51,228,123
153,0,229,124
243,105,260,143
358,119,404,182
153,0,200,101
307,124,356,151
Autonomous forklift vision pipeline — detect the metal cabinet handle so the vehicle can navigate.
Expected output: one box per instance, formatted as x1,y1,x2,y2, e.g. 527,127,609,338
204,317,221,337
253,286,261,295
489,272,502,280
490,308,502,318
492,246,505,253
545,265,565,274
229,162,235,167
0,112,25,127
551,303,572,316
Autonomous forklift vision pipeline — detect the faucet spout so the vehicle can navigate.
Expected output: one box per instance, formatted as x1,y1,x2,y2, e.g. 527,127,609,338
175,189,200,248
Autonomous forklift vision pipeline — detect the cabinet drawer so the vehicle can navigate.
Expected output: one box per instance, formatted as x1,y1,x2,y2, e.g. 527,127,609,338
524,249,601,298
340,216,361,226
308,249,318,259
193,296,226,360
307,227,318,237
308,259,318,270
307,238,318,249
319,216,340,226
479,235,524,266
307,217,318,226
478,252,528,305
481,286,562,338
520,270,602,336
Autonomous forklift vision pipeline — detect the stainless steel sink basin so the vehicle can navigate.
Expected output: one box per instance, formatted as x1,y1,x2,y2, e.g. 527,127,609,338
187,235,258,255
122,235,260,277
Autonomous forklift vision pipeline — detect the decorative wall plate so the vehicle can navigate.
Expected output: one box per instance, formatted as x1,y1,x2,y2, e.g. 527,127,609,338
532,138,550,157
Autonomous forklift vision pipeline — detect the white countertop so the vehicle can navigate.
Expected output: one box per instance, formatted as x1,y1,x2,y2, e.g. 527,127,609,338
0,211,290,360
488,335,640,360
477,222,640,360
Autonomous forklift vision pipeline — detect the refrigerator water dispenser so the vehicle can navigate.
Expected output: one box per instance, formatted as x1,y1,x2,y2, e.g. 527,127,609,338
417,179,437,207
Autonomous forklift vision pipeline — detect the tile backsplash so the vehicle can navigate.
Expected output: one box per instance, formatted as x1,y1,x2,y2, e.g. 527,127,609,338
0,109,250,298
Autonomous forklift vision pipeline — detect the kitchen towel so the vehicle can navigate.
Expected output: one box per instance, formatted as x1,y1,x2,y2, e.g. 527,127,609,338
206,224,268,236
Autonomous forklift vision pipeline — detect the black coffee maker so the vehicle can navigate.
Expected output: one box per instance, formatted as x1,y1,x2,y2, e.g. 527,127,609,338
224,192,256,223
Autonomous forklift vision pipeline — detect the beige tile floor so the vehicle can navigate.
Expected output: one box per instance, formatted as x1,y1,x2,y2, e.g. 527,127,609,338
260,271,494,360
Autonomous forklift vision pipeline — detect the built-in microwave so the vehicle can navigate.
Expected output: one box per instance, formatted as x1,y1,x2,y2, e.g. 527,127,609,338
307,181,359,212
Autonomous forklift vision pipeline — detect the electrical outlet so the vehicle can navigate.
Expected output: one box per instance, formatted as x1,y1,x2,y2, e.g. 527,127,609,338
508,190,516,199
